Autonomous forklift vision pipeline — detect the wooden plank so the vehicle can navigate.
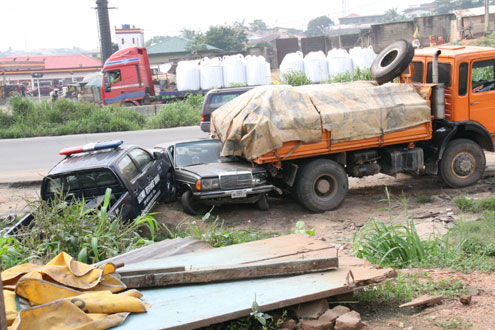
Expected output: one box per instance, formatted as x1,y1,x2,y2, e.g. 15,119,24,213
115,265,395,330
94,237,211,267
119,257,338,288
119,234,335,274
399,295,443,308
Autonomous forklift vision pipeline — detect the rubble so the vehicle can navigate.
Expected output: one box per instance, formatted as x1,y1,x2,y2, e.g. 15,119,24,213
296,299,329,320
335,311,363,330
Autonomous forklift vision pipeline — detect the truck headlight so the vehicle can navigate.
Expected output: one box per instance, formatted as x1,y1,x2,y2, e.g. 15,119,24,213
201,178,220,191
253,173,266,185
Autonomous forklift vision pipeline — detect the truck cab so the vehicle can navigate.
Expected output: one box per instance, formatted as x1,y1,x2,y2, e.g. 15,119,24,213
101,47,155,106
410,46,495,146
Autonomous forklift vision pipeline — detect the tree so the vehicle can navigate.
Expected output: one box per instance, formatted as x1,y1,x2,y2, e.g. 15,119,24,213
249,19,268,32
181,29,200,40
204,25,247,52
145,36,169,48
185,35,208,55
378,8,409,23
305,16,334,37
433,0,483,14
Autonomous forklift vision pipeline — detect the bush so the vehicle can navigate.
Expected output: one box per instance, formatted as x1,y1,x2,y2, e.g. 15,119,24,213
147,94,203,129
326,67,372,83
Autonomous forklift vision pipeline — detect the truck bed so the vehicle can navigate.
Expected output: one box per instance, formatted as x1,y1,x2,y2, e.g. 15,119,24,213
253,121,433,165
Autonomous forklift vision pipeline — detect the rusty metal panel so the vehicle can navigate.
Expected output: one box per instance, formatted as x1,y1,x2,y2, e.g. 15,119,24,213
301,36,331,56
275,38,299,68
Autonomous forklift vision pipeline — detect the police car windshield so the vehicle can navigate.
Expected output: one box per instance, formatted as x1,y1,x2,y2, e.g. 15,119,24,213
175,140,237,167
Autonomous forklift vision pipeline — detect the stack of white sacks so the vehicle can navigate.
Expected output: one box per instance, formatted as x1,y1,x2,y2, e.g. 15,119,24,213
176,54,271,91
280,46,377,83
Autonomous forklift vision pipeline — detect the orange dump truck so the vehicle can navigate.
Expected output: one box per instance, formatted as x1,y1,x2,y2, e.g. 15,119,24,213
212,41,495,212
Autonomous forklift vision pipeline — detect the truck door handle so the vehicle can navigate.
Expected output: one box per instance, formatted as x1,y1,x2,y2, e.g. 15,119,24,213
471,101,480,105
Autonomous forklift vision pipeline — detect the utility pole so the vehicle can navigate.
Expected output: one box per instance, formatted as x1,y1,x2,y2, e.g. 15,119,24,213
96,0,113,63
485,0,490,34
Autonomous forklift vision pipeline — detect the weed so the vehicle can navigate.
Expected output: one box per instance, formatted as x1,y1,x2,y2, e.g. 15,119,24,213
454,196,477,213
6,189,158,265
434,317,472,329
292,220,315,236
281,70,312,86
326,68,373,83
357,272,466,305
146,94,203,129
416,194,433,204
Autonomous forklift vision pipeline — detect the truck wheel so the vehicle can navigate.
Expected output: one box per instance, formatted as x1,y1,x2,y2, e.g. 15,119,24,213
294,159,348,213
162,171,177,203
439,139,485,188
181,190,207,215
371,40,414,85
256,194,269,211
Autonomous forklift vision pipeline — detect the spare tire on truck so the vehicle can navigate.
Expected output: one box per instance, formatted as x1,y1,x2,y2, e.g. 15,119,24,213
371,40,414,85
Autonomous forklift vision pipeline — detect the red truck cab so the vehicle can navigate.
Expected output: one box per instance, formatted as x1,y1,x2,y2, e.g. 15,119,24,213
101,47,154,106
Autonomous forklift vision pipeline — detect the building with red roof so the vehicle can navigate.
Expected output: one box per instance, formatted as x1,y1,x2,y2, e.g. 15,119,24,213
0,54,102,89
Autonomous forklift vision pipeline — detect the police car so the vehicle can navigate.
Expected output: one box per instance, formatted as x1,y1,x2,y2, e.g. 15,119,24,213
7,140,175,234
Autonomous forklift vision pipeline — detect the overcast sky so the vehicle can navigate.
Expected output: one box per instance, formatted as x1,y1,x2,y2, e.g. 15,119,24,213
1,0,428,52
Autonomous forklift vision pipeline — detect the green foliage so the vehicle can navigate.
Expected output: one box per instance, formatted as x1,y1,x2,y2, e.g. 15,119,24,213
147,94,203,129
433,0,483,15
452,211,495,256
0,236,30,269
474,32,495,47
416,194,433,204
326,68,373,83
185,36,208,55
204,25,247,52
7,189,158,265
454,195,495,213
434,318,472,329
1,94,205,139
357,272,466,305
249,19,268,32
281,70,312,86
292,221,315,236
378,8,409,24
180,28,200,40
305,16,334,37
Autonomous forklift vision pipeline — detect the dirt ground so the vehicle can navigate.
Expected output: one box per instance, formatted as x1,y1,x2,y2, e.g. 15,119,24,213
2,153,495,329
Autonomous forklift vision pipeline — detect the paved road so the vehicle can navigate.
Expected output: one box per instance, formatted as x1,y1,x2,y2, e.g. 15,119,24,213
0,126,208,183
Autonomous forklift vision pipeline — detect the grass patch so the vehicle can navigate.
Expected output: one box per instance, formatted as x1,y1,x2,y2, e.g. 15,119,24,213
0,94,204,139
357,272,466,305
163,211,280,247
353,189,495,273
0,189,158,267
416,194,433,204
454,195,495,213
434,318,472,329
281,70,312,86
326,67,372,83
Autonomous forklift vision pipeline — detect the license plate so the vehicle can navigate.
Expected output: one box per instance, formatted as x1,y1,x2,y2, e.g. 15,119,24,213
231,189,248,198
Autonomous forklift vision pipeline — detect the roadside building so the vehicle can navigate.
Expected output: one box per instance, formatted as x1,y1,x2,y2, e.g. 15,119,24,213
0,55,102,90
146,36,222,65
115,24,145,50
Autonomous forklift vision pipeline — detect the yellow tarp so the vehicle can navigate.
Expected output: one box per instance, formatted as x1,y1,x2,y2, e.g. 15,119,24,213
1,252,149,330
211,82,431,160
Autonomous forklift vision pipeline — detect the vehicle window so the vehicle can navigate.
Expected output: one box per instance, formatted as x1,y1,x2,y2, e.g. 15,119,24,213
79,170,118,189
46,174,79,193
104,69,121,86
207,93,242,111
118,155,140,181
129,148,153,170
426,62,451,87
472,59,495,93
459,62,468,96
403,61,423,83
46,177,62,193
175,140,237,167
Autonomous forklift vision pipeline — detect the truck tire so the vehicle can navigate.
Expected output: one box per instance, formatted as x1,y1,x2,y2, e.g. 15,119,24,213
371,40,414,85
181,190,207,215
439,139,485,188
294,159,348,213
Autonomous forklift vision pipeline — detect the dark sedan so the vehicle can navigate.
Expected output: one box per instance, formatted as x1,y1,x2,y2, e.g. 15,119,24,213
156,139,273,215
27,85,54,96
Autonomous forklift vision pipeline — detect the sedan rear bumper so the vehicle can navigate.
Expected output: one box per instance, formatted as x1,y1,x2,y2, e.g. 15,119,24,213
193,184,274,199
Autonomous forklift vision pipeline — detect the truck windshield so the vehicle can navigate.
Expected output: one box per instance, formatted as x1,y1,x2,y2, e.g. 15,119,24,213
175,140,238,167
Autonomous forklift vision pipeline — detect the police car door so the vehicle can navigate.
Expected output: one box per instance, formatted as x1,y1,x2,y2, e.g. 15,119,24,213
128,148,162,213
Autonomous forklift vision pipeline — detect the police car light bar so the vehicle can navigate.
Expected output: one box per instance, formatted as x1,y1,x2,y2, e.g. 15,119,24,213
59,140,123,156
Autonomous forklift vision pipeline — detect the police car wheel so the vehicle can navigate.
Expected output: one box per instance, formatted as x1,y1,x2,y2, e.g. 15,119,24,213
162,171,177,202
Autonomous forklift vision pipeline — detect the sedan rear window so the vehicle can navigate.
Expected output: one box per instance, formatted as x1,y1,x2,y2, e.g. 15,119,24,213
207,93,243,111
